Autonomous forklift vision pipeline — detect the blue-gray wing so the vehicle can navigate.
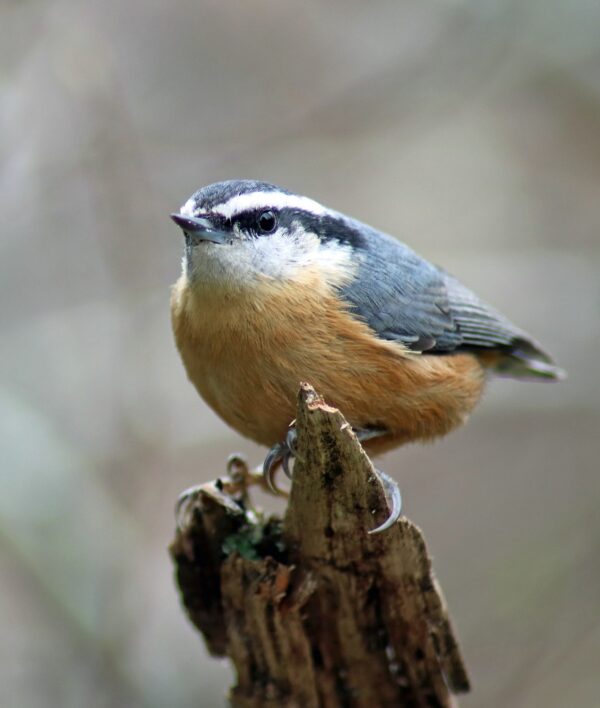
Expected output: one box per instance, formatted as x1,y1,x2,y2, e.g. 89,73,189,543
336,221,562,379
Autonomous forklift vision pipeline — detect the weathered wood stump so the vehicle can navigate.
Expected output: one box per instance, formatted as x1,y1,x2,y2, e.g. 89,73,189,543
170,383,470,707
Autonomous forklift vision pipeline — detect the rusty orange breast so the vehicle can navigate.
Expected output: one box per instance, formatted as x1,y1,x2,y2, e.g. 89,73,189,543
171,271,486,450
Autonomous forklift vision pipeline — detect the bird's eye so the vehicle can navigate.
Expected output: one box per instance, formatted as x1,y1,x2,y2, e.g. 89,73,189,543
257,210,277,234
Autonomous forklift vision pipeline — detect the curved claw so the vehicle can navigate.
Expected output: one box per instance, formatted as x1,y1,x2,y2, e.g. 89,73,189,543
281,450,294,479
263,425,298,490
281,427,297,479
368,469,403,535
285,427,298,453
263,442,287,495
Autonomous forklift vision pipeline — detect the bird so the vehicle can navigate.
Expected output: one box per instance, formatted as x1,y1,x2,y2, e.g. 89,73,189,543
170,179,563,533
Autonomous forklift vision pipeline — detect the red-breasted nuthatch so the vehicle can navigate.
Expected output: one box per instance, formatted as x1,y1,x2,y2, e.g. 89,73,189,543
170,180,563,532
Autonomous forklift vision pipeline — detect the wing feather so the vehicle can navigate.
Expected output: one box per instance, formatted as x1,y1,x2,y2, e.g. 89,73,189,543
336,220,563,380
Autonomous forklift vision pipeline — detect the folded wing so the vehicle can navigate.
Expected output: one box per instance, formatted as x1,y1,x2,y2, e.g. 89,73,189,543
337,221,563,381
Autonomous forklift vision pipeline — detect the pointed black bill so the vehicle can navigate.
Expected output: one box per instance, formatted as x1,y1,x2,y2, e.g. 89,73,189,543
170,213,228,244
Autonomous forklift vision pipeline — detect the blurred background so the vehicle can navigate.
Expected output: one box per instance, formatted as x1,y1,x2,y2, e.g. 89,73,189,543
2,0,599,706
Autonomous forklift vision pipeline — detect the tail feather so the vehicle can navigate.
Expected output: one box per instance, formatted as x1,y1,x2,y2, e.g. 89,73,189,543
489,337,565,381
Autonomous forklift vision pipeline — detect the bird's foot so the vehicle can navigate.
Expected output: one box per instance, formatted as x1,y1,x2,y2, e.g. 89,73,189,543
263,425,389,493
263,426,298,495
175,454,266,528
262,425,402,533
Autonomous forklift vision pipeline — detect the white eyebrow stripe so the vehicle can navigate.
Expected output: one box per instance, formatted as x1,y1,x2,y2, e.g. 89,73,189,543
214,191,328,219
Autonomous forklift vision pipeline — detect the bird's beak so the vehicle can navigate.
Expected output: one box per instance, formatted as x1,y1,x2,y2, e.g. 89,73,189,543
170,213,228,244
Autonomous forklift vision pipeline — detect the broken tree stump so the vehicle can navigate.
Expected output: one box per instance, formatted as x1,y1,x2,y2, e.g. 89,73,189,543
170,383,470,707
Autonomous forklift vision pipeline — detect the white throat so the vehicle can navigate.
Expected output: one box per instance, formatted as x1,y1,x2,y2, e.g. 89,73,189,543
184,225,356,291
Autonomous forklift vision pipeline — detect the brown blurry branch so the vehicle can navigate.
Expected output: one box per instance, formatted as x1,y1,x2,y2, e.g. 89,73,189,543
170,384,470,707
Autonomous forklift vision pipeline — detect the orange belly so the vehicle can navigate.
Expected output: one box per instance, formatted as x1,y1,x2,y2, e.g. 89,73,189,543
171,273,486,451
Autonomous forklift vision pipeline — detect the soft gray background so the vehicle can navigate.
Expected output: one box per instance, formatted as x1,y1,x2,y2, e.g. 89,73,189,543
2,1,599,706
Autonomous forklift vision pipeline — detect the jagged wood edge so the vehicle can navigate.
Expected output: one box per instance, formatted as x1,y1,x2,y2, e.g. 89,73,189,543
170,383,470,707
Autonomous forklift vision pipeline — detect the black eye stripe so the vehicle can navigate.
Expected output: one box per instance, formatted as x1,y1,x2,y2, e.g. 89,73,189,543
201,206,365,247
230,208,279,234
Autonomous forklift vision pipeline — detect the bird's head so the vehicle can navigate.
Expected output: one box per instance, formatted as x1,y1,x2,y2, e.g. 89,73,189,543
171,180,362,291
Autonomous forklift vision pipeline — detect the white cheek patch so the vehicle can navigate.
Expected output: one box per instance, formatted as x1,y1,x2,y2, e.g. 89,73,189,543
248,227,357,287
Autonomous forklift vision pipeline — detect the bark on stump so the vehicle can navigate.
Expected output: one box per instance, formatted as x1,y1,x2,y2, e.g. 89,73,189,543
170,383,470,707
